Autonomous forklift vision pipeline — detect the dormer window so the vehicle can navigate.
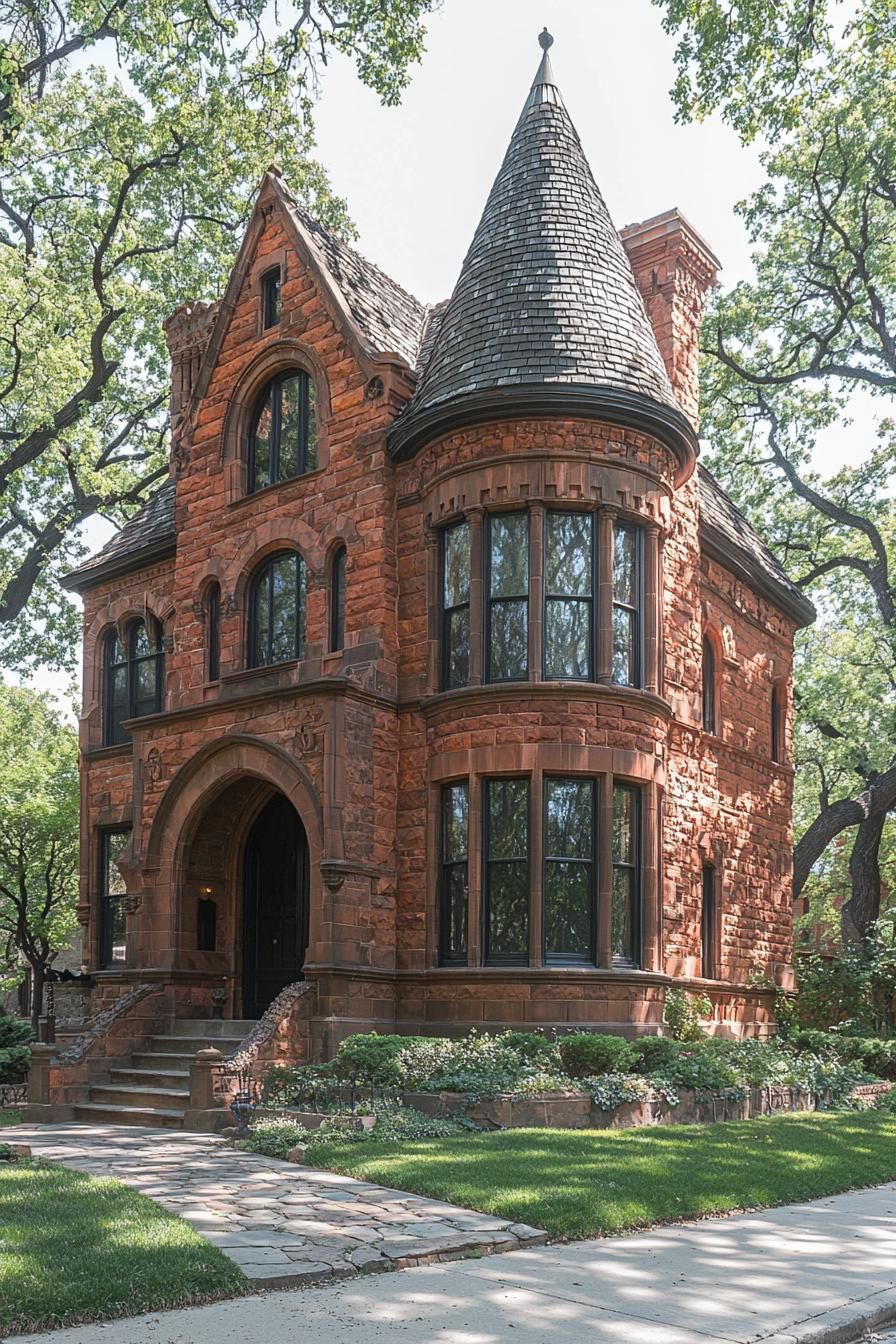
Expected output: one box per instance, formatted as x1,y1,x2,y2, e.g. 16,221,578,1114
248,370,318,493
261,267,281,328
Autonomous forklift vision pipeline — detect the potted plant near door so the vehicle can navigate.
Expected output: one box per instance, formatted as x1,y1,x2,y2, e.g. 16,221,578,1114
210,987,227,1020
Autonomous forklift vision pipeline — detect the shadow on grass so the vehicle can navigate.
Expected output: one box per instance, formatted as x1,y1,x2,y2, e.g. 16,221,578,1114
0,1160,245,1336
312,1111,896,1240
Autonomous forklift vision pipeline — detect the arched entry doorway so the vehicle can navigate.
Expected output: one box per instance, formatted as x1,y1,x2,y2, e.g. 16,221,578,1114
243,793,310,1018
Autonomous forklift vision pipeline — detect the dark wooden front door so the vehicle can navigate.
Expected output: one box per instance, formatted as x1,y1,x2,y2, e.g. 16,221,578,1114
243,794,309,1019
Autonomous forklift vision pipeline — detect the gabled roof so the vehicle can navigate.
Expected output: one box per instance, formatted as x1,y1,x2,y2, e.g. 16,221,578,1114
387,34,695,468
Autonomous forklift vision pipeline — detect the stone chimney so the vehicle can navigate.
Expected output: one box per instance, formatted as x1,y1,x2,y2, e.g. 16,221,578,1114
162,300,219,469
619,210,719,431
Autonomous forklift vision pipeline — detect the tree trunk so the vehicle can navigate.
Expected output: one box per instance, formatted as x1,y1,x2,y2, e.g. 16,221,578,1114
841,811,887,945
30,963,44,1035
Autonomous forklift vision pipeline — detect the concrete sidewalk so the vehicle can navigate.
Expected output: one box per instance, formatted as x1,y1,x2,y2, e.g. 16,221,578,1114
11,1181,896,1344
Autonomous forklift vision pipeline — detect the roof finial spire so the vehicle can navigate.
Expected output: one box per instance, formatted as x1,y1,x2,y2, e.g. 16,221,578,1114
539,27,554,51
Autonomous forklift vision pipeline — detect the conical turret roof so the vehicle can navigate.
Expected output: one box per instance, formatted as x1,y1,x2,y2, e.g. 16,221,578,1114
389,32,694,465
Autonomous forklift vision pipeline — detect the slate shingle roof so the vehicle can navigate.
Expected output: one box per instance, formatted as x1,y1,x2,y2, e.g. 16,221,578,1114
281,192,427,370
698,467,815,624
63,480,176,590
396,49,678,429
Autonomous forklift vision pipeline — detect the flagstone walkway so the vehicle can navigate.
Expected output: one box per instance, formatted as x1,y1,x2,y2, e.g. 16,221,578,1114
8,1122,546,1287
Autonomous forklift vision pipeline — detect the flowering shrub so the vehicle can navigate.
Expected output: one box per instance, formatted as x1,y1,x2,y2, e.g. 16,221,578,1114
589,1073,679,1110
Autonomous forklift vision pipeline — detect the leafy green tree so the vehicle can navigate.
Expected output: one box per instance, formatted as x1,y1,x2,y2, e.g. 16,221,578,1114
0,0,437,670
654,0,896,941
0,685,79,1028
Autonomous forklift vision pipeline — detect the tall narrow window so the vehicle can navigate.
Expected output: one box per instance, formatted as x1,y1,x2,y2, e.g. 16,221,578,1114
249,551,305,668
612,784,641,965
104,621,163,746
330,546,346,653
702,635,717,734
440,782,469,965
612,523,642,687
207,583,221,681
544,777,597,963
701,863,717,979
248,370,317,492
442,522,470,688
771,682,786,762
544,512,595,680
261,267,281,328
484,778,529,964
487,514,529,682
99,828,131,968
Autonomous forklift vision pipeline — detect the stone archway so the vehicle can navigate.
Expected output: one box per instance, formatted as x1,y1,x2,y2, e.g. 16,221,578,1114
138,735,324,983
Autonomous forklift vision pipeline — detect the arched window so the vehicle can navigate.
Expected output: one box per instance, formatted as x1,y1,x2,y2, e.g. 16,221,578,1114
247,370,317,493
207,583,221,681
771,681,786,763
249,552,306,668
104,620,163,745
330,546,346,653
702,635,717,734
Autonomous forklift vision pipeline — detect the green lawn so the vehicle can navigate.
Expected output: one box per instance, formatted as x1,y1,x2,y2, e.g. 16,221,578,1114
0,1159,245,1336
312,1111,896,1241
0,1109,22,1126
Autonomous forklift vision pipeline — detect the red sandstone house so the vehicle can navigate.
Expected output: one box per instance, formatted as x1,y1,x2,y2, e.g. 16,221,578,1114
30,37,815,1126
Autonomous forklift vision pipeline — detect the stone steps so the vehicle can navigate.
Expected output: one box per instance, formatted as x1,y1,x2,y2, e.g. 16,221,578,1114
78,1018,256,1129
72,1102,186,1128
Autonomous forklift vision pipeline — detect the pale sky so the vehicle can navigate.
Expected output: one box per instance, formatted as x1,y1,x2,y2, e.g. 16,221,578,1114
18,0,874,705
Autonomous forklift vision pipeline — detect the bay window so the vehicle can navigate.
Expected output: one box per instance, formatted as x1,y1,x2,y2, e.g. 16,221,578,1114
441,773,646,970
439,509,650,691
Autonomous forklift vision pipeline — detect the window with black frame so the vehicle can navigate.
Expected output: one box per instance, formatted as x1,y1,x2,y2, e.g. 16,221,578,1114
701,863,717,978
330,546,346,653
248,370,317,493
543,777,597,963
207,583,221,681
487,514,529,682
612,522,642,687
249,551,306,668
440,782,469,965
99,828,131,968
104,621,163,746
484,777,529,963
544,512,595,680
261,267,281,328
702,634,717,734
442,522,470,689
611,783,641,965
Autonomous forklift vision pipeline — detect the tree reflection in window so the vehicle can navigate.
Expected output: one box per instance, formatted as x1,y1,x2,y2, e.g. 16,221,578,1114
612,784,641,964
543,777,596,962
544,512,594,679
442,522,470,689
612,523,642,687
487,514,529,682
484,777,529,963
248,371,317,492
249,552,305,667
440,782,469,964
